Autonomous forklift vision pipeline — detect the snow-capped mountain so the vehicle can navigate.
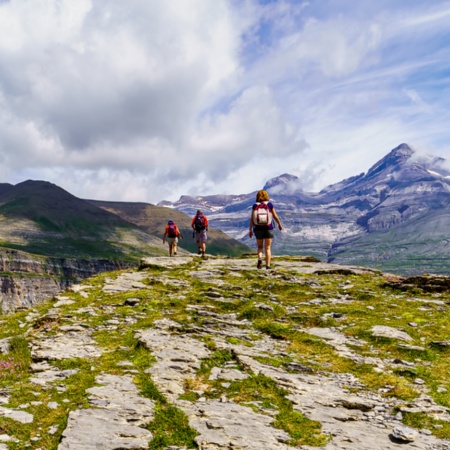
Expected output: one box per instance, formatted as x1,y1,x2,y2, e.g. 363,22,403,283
158,144,450,275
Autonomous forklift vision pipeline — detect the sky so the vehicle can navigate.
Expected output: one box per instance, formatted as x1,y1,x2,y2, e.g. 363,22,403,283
1,0,450,204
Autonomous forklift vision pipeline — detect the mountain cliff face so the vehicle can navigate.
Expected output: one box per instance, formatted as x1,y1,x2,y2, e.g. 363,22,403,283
159,144,450,275
0,248,131,312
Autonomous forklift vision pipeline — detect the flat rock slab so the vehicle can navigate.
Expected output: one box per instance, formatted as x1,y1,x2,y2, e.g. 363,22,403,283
87,374,155,426
30,331,102,361
0,406,33,424
139,256,193,269
59,374,155,450
58,408,152,450
136,328,210,401
102,272,148,293
184,399,294,450
371,325,413,341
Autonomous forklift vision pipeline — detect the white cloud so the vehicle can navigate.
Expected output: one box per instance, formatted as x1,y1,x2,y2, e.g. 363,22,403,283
0,0,450,204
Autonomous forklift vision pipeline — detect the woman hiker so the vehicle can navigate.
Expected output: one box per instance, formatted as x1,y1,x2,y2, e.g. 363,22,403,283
249,189,283,269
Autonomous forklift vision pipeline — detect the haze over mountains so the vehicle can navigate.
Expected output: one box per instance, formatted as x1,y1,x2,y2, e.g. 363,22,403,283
159,143,450,275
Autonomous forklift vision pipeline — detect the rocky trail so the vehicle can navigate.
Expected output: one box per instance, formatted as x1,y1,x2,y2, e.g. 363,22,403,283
0,256,449,449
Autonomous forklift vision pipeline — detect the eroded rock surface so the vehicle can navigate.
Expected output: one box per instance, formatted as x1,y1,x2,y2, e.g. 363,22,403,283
0,256,449,449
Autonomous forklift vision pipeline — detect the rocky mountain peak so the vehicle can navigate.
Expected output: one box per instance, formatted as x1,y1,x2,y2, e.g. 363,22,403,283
154,143,450,275
366,143,414,179
263,173,302,195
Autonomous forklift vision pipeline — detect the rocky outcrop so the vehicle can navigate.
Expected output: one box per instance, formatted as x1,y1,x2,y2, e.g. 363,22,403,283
1,256,449,449
383,274,450,293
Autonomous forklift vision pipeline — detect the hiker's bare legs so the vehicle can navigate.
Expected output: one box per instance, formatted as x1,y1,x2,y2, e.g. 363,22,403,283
256,239,264,262
265,238,272,267
256,238,272,267
169,243,174,257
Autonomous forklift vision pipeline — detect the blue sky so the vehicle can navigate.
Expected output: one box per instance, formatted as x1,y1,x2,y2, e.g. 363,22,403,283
0,0,449,203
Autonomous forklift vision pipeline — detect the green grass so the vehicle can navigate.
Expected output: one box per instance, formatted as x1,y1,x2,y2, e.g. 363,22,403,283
148,404,198,449
229,373,329,446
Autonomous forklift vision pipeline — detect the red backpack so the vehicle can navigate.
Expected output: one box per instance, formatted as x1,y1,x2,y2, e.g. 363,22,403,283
167,221,178,237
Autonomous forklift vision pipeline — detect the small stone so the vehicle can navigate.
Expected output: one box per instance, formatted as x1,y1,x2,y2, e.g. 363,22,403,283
420,429,432,435
124,298,140,306
392,425,417,442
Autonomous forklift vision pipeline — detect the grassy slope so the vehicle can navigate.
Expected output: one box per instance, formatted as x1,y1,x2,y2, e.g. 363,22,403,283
0,181,168,262
90,200,251,257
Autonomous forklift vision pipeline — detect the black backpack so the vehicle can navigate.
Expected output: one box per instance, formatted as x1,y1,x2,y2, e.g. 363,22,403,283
194,213,206,232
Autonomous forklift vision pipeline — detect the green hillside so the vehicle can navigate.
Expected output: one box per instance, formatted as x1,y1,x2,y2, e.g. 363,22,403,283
0,180,167,261
0,180,250,263
90,200,251,257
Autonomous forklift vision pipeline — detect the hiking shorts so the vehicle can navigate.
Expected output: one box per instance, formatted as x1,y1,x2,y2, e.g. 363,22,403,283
166,237,178,245
195,229,207,244
254,227,274,240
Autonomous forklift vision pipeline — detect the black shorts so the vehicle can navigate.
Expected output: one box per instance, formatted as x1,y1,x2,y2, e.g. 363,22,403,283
254,227,274,240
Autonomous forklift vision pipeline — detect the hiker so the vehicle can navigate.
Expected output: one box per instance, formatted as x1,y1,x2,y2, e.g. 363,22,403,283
191,209,209,258
249,189,283,269
163,220,182,257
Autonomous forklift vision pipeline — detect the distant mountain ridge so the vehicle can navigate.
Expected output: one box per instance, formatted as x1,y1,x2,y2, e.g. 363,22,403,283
159,144,450,275
0,179,167,262
2,143,449,276
0,180,249,262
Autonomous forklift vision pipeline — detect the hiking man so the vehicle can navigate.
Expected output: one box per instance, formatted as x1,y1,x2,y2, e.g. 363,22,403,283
249,189,283,269
163,220,182,257
191,209,209,258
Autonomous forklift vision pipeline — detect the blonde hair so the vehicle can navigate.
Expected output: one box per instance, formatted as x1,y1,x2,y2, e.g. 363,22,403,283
256,190,269,202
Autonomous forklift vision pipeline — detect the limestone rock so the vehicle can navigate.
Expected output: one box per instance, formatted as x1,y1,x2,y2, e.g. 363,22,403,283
371,325,413,341
392,425,418,442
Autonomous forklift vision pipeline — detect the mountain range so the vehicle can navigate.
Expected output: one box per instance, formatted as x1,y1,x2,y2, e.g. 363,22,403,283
2,143,450,277
159,143,450,275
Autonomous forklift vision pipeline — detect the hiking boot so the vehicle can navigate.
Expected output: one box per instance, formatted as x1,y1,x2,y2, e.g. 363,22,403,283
257,259,262,269
266,265,271,270
174,252,177,255
198,249,202,255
